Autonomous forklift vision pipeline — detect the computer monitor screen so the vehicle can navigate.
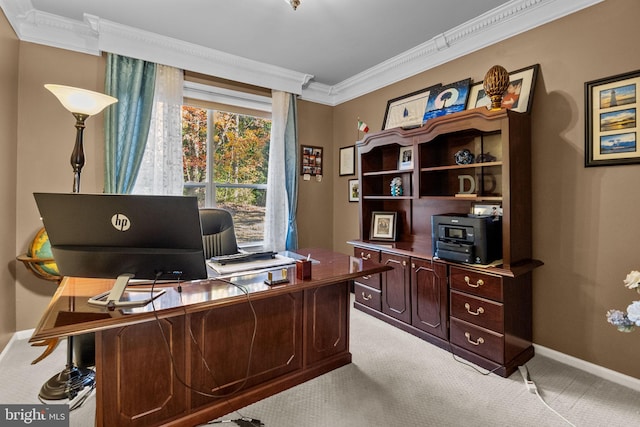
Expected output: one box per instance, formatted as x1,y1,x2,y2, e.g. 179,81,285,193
33,193,207,308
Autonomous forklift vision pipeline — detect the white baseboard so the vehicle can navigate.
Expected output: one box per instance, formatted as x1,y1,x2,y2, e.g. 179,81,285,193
534,343,640,393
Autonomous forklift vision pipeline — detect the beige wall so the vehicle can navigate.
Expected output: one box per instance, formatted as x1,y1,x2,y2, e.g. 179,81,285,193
332,0,640,378
0,10,19,349
297,100,334,250
15,43,106,330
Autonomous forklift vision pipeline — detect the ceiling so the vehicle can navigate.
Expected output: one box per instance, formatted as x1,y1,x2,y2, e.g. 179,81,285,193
2,0,602,105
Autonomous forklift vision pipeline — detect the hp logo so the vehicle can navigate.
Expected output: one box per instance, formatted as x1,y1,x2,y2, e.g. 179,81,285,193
111,213,131,231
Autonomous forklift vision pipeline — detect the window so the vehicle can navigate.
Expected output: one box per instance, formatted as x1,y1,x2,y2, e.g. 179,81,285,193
182,105,271,246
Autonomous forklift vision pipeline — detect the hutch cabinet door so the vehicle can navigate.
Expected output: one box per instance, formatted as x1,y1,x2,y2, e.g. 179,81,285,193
381,252,411,324
410,259,448,339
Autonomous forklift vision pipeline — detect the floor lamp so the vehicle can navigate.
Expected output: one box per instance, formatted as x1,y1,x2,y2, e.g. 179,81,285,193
39,84,117,400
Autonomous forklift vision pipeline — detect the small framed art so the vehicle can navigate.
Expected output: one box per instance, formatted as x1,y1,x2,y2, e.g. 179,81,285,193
585,69,639,167
423,78,471,122
348,179,359,202
398,146,413,170
301,145,323,176
339,145,355,176
467,64,539,113
370,211,397,241
382,85,441,130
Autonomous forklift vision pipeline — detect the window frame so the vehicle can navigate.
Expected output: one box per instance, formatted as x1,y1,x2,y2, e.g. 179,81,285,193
182,81,272,248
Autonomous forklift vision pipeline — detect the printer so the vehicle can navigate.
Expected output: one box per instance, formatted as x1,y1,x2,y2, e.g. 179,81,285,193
431,213,502,265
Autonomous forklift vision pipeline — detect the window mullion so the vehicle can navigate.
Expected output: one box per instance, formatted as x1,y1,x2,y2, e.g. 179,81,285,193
206,109,216,208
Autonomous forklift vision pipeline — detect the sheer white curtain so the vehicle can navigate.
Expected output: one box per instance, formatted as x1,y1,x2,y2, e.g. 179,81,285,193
132,64,184,195
264,91,290,251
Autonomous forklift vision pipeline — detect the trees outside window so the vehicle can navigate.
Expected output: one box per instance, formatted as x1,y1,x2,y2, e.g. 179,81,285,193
182,106,271,245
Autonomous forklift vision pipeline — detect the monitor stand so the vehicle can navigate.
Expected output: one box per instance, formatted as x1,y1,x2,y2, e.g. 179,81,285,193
88,273,166,310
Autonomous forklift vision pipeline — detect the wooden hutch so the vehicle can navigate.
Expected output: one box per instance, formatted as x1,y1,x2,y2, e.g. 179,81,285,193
348,107,542,377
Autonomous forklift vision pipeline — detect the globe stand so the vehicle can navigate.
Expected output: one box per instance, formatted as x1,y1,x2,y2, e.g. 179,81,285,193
39,341,95,400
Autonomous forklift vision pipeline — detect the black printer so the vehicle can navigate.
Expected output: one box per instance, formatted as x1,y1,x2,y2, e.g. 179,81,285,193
431,213,502,265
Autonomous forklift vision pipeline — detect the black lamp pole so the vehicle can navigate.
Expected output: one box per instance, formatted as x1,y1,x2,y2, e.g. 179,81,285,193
70,113,88,194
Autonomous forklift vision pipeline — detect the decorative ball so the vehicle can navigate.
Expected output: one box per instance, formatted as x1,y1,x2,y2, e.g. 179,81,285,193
26,228,59,278
455,149,475,165
483,65,510,110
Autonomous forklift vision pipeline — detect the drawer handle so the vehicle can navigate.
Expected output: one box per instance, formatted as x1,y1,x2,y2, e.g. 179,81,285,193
464,332,485,346
362,275,372,280
464,276,484,288
464,303,484,316
361,292,372,301
360,252,371,260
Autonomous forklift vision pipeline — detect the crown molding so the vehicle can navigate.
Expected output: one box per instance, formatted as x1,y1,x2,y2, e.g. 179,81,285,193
301,0,604,105
1,0,603,106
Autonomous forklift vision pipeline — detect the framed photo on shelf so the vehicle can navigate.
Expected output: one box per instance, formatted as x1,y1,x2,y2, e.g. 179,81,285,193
339,145,355,176
585,69,639,167
398,146,413,170
301,145,323,176
348,179,359,202
370,211,397,241
423,78,471,122
382,85,441,130
467,64,539,113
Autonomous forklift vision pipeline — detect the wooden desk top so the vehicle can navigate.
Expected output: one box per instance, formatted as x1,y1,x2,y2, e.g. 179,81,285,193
30,248,390,342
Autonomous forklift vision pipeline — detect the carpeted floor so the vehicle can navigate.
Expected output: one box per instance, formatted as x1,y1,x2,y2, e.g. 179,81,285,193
1,297,639,427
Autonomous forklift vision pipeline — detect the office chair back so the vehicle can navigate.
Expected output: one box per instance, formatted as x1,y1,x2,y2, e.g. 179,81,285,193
199,208,239,259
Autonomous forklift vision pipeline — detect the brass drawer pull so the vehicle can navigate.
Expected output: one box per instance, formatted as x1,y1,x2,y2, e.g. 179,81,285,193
464,303,484,316
464,276,484,288
361,292,372,301
464,332,484,346
360,252,371,260
362,275,372,280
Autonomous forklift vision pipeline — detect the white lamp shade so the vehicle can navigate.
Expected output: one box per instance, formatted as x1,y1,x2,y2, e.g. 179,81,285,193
45,84,118,116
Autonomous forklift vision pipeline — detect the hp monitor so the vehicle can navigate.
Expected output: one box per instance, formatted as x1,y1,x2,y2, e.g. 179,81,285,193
33,193,207,309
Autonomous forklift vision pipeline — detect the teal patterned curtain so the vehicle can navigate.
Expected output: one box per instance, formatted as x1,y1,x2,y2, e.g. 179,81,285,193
284,94,299,250
104,53,157,194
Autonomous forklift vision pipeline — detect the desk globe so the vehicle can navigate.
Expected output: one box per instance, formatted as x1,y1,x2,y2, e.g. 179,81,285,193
19,227,60,282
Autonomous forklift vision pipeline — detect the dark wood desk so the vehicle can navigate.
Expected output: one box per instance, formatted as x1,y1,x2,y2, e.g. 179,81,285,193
31,248,390,427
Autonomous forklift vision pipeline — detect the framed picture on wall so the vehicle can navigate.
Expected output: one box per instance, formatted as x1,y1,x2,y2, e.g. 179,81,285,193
339,145,355,176
585,69,640,167
467,64,539,113
301,145,323,176
370,211,397,241
348,179,359,202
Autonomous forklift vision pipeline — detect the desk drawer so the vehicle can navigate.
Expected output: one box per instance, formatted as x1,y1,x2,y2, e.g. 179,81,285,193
450,267,502,301
355,283,381,311
450,290,503,333
354,248,381,290
450,317,504,363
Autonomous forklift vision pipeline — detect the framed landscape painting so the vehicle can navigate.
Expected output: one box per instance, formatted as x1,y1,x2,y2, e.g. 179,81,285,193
585,70,639,167
423,79,471,122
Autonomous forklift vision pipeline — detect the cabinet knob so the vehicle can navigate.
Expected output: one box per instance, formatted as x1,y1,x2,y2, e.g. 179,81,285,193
360,252,371,260
464,303,485,316
361,292,372,301
402,260,407,267
464,276,484,288
411,262,416,269
464,332,485,346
